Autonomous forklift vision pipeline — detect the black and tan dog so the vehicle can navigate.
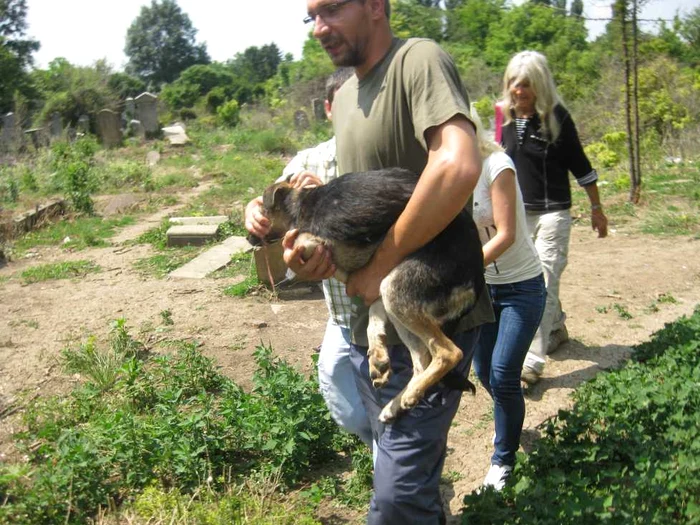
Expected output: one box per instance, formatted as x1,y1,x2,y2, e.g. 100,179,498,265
251,167,485,422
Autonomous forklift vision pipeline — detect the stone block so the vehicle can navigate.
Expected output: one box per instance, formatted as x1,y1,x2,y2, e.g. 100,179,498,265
166,224,220,247
169,216,229,226
253,240,288,287
169,236,253,279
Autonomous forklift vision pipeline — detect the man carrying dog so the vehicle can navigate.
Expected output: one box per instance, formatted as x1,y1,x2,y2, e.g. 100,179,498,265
282,1,494,523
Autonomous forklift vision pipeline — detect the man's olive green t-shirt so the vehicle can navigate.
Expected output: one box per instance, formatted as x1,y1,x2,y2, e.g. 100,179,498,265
332,37,495,347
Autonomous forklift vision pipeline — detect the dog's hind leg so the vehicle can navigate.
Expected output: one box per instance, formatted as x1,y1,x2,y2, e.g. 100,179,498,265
367,300,392,389
377,323,430,423
378,312,464,423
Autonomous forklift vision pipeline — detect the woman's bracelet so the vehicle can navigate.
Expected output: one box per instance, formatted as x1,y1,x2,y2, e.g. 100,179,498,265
591,204,603,211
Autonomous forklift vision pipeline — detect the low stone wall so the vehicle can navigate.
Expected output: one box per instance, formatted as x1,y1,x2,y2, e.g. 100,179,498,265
0,199,67,243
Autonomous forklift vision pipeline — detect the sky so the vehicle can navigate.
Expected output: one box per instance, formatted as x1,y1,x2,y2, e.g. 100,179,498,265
25,0,700,71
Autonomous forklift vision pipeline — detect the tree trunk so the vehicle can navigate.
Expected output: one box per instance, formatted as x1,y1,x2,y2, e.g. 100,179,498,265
631,0,642,203
616,1,637,203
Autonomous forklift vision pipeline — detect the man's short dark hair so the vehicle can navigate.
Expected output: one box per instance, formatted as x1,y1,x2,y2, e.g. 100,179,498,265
384,0,391,18
326,67,354,104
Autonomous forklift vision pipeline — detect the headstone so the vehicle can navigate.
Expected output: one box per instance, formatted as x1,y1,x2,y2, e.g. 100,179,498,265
24,128,45,150
77,114,90,134
49,113,62,138
127,119,145,139
1,112,16,150
312,98,326,121
96,109,122,148
294,109,310,130
124,97,136,120
162,123,189,145
135,92,159,135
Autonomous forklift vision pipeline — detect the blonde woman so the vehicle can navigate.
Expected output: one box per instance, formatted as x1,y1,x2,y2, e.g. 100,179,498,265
471,108,546,490
500,50,608,384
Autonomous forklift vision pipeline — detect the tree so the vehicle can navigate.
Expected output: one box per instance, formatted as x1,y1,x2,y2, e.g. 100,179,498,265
680,6,700,65
570,0,583,17
445,0,505,47
0,0,39,112
228,43,282,86
124,0,209,87
391,0,444,42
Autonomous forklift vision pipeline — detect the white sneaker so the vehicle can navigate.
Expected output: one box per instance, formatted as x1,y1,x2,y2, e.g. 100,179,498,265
482,464,513,491
521,366,541,385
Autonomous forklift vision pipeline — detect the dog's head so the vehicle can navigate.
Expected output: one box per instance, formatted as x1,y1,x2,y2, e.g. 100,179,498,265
247,182,298,246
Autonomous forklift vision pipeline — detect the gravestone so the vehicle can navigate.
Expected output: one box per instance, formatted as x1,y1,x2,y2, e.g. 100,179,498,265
77,114,90,134
96,109,122,148
124,97,136,120
126,119,145,139
294,109,310,130
162,123,189,145
135,92,159,135
1,112,16,150
312,98,326,121
24,128,45,149
49,113,62,139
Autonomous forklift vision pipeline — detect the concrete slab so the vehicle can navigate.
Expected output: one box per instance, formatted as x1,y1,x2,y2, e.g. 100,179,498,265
169,216,229,226
166,224,220,247
170,236,253,279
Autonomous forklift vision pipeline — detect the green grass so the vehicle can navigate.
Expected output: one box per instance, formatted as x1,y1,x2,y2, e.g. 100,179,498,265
181,151,285,216
20,260,100,284
133,248,202,278
212,251,255,279
11,215,135,254
571,160,700,236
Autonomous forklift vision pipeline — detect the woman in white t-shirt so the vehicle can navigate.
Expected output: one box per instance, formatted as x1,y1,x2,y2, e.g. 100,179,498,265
470,108,546,491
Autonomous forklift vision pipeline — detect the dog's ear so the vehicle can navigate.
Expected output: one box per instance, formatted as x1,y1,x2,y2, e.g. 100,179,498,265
263,182,292,211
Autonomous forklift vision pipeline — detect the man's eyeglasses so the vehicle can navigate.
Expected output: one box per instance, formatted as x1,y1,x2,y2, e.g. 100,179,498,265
303,0,358,25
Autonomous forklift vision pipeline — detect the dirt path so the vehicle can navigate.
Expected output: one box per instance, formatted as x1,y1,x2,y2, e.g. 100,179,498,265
1,206,699,522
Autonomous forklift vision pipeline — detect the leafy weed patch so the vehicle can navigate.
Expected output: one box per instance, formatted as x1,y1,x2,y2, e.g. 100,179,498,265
461,306,700,524
0,322,365,524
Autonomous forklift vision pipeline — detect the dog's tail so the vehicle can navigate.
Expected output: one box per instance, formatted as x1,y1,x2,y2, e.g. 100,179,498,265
441,371,476,394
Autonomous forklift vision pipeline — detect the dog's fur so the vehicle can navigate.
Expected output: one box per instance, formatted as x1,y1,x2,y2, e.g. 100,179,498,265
251,167,485,422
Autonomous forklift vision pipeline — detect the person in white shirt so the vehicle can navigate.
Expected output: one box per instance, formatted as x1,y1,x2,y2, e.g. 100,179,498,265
244,68,372,447
470,108,546,490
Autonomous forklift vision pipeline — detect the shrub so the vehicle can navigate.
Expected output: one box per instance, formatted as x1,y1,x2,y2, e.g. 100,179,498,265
51,136,100,213
205,87,229,113
217,99,241,128
585,142,620,168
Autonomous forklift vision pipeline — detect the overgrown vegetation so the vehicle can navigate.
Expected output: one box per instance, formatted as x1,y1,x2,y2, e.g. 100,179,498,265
0,321,368,524
461,306,700,524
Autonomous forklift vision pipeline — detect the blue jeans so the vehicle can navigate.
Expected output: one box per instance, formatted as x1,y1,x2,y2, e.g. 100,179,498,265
472,274,546,467
351,327,481,525
318,320,374,447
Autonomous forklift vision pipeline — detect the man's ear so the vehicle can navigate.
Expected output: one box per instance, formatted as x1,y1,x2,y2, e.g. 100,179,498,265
368,0,386,19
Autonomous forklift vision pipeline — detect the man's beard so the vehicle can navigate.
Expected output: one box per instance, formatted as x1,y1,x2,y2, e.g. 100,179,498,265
323,35,364,67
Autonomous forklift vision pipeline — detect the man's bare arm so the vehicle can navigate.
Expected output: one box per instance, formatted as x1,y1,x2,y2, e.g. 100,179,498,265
346,116,482,304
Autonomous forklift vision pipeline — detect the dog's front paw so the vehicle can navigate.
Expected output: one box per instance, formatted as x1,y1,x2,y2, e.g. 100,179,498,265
369,355,392,389
378,402,399,423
